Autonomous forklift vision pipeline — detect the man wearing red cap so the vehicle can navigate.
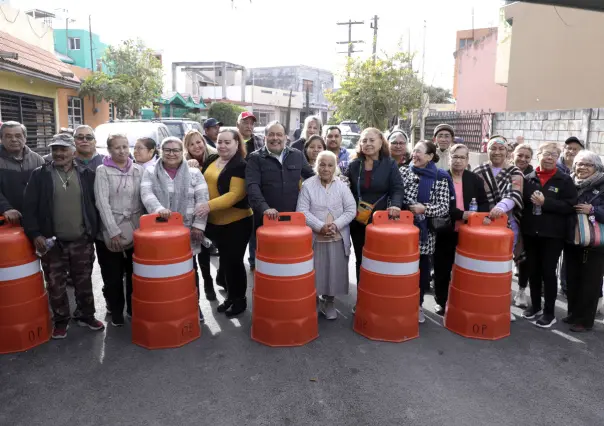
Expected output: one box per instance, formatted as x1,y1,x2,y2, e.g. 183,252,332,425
237,111,264,159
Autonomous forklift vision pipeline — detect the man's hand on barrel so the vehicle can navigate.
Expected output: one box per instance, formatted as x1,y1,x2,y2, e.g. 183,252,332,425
264,208,279,220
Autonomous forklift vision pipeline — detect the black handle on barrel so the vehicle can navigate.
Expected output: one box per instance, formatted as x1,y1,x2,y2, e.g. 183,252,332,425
277,215,292,222
155,217,169,223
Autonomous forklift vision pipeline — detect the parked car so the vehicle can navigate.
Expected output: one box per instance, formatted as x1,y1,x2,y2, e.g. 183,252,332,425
158,118,202,140
339,120,361,134
94,121,171,156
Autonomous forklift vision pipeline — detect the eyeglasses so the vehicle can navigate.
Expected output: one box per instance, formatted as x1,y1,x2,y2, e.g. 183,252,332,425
576,162,595,168
390,141,406,146
451,155,468,161
540,151,559,158
163,148,183,154
75,135,94,142
133,146,149,151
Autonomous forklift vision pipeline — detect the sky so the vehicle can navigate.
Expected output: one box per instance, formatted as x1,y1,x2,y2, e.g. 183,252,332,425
11,0,502,92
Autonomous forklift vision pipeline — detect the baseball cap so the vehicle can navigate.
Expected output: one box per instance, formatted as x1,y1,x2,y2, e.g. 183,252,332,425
203,118,223,129
433,123,455,138
238,111,257,122
565,136,585,148
48,133,75,148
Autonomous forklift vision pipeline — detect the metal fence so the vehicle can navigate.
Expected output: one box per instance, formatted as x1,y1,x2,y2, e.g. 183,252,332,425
424,111,492,152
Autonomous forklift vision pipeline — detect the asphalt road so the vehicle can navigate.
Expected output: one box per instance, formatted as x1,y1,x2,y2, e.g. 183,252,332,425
1,253,604,426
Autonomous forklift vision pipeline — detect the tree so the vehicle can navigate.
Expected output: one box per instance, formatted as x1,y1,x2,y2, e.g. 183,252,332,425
79,39,163,118
326,52,422,130
208,102,247,126
425,86,454,104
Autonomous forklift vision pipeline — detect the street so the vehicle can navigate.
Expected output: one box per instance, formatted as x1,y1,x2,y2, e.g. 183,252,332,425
1,254,604,426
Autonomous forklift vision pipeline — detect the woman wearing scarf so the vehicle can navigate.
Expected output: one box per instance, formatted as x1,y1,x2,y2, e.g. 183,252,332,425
133,137,159,170
512,143,534,309
94,134,144,326
388,130,411,167
400,141,451,324
521,142,577,328
564,151,604,332
473,135,525,321
140,137,210,323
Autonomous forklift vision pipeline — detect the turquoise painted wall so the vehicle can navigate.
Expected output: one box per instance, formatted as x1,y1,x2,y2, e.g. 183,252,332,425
54,29,108,71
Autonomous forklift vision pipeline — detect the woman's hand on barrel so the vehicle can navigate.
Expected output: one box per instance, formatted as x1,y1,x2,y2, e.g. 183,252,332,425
387,206,401,219
489,207,505,219
4,209,22,225
158,209,171,219
110,235,124,252
195,202,211,217
264,208,279,220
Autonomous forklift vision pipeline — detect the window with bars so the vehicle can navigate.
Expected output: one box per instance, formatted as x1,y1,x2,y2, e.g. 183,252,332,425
0,90,56,154
67,97,83,128
253,110,273,127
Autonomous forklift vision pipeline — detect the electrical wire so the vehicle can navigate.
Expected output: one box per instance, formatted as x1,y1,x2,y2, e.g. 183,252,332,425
0,5,20,23
554,6,571,27
27,15,51,39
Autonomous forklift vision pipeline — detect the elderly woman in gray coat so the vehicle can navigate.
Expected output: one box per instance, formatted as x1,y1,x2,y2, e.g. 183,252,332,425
140,136,210,322
296,150,357,320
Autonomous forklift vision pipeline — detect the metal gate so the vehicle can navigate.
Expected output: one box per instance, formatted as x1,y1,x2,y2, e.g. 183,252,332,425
424,111,492,152
0,90,56,155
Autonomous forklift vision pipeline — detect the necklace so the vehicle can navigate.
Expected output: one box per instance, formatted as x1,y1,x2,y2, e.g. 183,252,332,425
56,168,74,190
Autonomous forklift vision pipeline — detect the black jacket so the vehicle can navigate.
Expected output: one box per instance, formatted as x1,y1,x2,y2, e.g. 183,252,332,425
448,170,490,222
203,135,216,149
244,134,265,160
22,162,99,241
202,153,249,210
522,169,578,240
245,146,314,221
290,138,305,152
568,174,604,252
345,156,405,213
0,145,45,215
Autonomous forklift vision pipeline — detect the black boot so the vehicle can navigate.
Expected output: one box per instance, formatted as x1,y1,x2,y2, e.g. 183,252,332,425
217,299,233,313
204,280,217,301
225,298,247,318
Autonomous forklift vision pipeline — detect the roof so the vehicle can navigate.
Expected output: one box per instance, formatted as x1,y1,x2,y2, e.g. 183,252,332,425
0,31,80,88
55,51,75,64
159,92,206,109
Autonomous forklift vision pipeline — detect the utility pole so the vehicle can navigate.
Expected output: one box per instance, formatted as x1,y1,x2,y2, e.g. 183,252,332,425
370,15,379,63
336,19,364,57
88,15,94,71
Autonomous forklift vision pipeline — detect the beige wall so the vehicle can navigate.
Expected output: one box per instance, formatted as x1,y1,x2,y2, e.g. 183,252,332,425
0,4,55,52
503,3,604,111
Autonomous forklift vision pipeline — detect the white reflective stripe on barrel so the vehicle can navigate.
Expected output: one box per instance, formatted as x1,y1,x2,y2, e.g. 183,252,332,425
133,257,194,279
361,256,419,276
0,259,41,281
454,253,513,274
256,259,314,277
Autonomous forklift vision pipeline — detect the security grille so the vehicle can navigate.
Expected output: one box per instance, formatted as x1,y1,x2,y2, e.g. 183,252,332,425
424,111,492,152
0,90,56,155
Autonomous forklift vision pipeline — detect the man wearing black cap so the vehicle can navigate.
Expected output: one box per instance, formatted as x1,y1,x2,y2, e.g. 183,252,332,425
433,123,455,170
557,136,584,175
203,118,222,149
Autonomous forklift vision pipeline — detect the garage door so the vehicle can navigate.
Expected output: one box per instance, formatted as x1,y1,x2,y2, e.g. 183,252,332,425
0,90,56,155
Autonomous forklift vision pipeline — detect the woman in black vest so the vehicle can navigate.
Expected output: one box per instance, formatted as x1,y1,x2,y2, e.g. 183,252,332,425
197,129,253,317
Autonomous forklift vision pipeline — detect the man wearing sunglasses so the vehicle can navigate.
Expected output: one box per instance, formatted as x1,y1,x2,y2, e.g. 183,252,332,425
72,125,105,171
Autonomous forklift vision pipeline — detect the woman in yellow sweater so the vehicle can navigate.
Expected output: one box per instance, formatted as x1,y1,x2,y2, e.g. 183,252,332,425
196,129,253,317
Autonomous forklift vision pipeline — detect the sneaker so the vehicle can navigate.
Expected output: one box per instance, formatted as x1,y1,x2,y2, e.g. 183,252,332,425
225,299,247,318
434,304,445,316
52,324,69,339
513,288,529,308
322,300,337,320
217,299,233,313
418,308,426,324
76,317,105,331
535,314,557,329
111,315,125,327
562,315,576,324
521,308,543,320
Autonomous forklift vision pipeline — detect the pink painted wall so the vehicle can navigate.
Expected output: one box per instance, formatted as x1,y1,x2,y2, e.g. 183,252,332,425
455,31,507,112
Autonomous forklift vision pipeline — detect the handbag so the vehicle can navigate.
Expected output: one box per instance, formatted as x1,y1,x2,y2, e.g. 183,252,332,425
573,191,604,247
429,216,452,232
354,162,387,225
102,215,137,252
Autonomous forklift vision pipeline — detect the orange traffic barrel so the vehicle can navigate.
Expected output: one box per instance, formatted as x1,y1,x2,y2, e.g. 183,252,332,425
354,211,420,342
131,213,201,349
251,212,318,347
444,213,514,340
0,218,51,354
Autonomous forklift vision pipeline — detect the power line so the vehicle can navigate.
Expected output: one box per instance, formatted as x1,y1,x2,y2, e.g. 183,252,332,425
336,19,365,57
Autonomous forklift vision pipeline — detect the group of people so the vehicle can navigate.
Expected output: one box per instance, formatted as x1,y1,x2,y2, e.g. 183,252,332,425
0,111,602,341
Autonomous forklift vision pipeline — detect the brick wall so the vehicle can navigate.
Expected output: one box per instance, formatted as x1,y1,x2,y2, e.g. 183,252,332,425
492,108,604,155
